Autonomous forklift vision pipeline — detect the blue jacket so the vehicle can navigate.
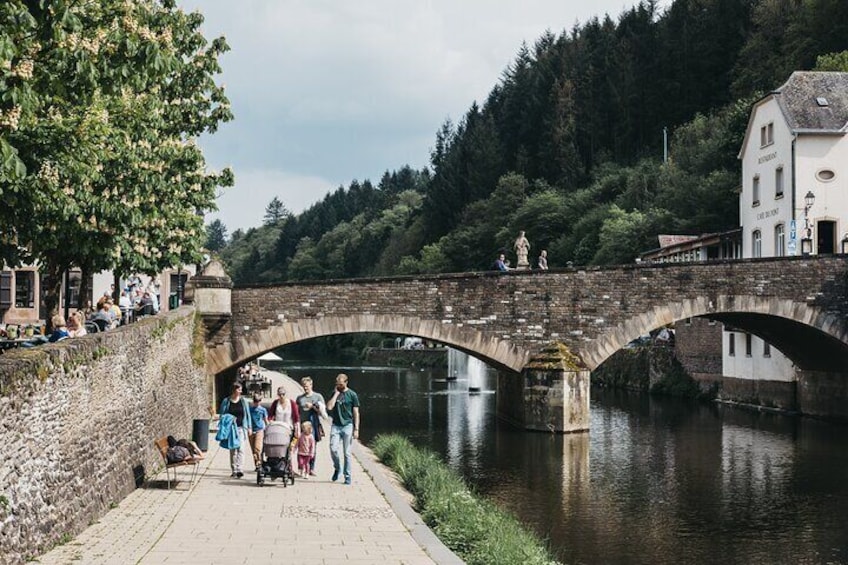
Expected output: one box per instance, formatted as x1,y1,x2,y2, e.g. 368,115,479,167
219,396,252,431
216,414,241,450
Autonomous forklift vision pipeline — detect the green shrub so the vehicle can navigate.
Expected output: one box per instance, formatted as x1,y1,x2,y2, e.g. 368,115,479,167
371,434,561,565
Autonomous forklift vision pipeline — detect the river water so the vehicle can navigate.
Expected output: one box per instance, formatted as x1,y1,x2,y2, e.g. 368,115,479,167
275,361,848,565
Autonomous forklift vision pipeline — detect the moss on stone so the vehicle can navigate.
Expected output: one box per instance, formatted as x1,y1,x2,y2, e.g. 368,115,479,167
191,311,207,368
525,342,586,371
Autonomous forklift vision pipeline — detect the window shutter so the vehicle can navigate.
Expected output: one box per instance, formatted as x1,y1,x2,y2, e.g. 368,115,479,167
0,271,11,308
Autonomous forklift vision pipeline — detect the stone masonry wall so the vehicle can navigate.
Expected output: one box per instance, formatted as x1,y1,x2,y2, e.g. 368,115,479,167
674,317,724,381
0,308,209,565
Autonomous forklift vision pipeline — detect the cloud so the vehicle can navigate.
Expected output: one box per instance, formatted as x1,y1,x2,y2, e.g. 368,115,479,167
206,169,336,232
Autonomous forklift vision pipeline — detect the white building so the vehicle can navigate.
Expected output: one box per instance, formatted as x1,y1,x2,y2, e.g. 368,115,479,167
728,71,848,383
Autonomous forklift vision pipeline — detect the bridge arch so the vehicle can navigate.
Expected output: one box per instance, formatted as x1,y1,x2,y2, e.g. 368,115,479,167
209,314,532,376
579,295,848,371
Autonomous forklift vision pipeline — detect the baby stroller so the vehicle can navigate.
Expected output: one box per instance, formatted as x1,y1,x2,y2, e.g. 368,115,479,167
257,421,295,487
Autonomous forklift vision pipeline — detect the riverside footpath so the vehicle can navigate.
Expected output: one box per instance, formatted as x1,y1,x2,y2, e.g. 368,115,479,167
36,373,460,565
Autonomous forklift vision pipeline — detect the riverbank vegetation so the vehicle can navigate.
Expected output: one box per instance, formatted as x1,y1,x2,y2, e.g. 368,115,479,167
214,0,848,283
371,434,561,565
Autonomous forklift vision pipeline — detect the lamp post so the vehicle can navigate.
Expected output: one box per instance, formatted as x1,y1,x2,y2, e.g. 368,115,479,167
801,190,815,256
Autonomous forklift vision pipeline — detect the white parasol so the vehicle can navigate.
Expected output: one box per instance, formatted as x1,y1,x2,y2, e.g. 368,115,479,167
256,351,283,367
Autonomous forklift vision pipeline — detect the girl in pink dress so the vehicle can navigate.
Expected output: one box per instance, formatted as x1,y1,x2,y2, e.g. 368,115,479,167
297,421,316,478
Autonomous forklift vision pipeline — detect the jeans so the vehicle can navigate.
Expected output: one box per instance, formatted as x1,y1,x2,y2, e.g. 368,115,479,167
229,427,247,473
329,423,353,480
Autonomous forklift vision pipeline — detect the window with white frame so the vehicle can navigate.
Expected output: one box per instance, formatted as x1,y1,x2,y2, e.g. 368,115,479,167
752,230,762,258
729,333,735,356
775,166,784,198
775,224,785,256
753,175,760,206
760,123,774,147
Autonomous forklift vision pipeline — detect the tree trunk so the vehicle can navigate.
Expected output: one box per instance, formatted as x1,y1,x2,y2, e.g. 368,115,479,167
42,261,64,332
113,272,120,303
79,267,91,312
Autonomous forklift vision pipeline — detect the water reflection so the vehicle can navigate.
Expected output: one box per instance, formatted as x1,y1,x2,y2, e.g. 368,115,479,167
277,361,848,565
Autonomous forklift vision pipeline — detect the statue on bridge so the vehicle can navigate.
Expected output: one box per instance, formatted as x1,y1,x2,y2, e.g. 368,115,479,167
514,230,530,270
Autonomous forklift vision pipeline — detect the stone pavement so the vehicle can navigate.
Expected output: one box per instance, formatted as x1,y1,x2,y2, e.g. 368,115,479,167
36,373,456,565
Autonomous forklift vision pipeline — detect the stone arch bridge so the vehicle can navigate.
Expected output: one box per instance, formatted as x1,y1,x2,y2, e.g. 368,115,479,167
190,255,848,432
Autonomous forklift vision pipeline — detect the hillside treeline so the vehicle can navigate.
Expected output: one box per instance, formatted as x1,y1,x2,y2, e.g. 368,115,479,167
214,0,848,283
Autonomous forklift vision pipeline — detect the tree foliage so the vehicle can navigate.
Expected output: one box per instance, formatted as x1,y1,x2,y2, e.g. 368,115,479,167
205,219,228,252
0,0,233,315
263,196,290,226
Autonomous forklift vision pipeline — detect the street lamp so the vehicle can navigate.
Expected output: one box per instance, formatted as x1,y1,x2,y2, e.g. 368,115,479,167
801,190,815,256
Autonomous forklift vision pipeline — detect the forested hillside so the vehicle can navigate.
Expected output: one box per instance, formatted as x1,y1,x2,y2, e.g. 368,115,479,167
214,0,848,284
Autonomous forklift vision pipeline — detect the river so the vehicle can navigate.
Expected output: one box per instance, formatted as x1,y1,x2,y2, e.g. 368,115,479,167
274,360,848,565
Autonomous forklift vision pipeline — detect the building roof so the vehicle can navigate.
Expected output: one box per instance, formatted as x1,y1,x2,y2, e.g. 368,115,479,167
658,235,698,248
640,228,742,261
774,71,848,133
738,71,848,160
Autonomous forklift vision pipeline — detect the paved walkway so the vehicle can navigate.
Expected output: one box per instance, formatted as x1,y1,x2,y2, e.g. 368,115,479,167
36,374,451,565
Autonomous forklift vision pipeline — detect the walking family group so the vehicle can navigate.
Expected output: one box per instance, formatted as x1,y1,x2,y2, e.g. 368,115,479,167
216,374,361,484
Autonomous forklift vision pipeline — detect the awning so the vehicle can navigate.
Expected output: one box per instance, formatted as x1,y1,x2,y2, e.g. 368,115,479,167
257,351,283,362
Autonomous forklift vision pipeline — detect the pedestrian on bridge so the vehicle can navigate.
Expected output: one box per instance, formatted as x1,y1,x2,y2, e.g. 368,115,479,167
326,373,360,485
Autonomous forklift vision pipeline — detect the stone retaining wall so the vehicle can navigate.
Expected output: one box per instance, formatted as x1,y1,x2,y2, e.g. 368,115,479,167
718,376,797,411
0,308,209,565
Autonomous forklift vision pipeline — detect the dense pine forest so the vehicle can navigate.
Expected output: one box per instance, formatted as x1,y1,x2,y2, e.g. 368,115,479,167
210,0,848,284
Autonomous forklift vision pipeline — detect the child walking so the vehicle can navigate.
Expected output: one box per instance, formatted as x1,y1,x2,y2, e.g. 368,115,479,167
297,421,316,478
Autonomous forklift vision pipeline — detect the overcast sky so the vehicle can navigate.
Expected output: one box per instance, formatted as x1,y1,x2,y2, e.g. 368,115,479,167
179,0,672,232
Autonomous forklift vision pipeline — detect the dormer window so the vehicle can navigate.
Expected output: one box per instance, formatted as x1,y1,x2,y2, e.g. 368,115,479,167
760,122,774,147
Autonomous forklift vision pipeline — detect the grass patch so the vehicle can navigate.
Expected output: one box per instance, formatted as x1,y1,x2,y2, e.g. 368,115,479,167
371,434,561,565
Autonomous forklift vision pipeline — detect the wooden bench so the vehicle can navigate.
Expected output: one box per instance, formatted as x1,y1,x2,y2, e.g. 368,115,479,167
154,437,200,489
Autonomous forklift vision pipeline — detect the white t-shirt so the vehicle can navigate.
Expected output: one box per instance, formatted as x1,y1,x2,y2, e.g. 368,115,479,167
274,399,294,431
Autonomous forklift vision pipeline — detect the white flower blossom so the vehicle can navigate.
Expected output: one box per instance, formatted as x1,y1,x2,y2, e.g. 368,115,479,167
13,60,34,80
0,106,22,131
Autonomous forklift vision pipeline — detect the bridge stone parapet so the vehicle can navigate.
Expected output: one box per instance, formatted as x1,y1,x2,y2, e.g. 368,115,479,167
0,308,209,565
218,256,848,372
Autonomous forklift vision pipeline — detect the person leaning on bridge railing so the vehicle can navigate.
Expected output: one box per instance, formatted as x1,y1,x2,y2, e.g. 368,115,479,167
538,249,548,270
491,253,510,272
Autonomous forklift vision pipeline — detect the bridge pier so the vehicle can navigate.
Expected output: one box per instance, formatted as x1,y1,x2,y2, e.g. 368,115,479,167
797,370,848,420
498,343,590,433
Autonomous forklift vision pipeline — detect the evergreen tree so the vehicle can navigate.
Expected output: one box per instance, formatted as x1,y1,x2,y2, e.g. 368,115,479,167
264,197,290,226
205,219,228,252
